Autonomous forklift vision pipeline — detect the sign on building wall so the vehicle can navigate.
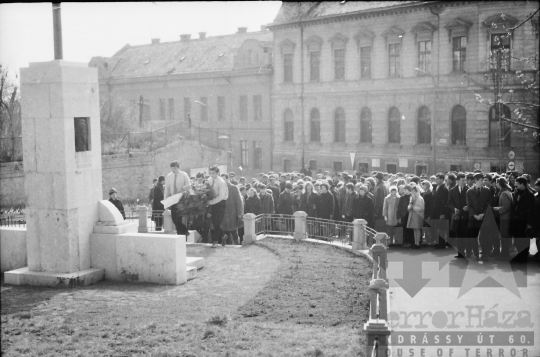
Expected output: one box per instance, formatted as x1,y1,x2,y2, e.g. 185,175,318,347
372,159,380,168
399,158,408,168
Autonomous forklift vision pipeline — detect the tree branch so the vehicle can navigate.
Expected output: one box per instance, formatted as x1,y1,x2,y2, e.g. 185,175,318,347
508,8,540,31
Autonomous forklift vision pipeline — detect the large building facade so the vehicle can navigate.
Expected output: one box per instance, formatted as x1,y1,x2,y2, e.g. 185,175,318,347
90,28,273,179
268,1,539,176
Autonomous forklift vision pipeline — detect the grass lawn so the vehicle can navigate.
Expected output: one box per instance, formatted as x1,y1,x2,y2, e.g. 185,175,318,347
1,238,372,357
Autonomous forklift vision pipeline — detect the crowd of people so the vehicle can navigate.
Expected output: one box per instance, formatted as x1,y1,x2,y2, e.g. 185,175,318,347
141,161,539,262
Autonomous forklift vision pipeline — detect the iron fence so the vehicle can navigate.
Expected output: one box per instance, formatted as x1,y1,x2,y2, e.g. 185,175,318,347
363,225,378,246
0,214,26,227
306,217,354,244
254,214,295,236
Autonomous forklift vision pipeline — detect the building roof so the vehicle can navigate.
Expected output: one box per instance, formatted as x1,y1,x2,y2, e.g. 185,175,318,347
91,30,272,80
272,1,422,24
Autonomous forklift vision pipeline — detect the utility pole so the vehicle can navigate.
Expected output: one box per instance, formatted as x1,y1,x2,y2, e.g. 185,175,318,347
52,3,63,60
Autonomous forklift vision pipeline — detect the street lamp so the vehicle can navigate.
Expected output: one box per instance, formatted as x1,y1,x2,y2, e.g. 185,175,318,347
415,68,437,174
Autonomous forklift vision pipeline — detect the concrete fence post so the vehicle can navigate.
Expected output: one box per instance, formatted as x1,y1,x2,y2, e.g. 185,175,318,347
163,210,175,234
242,213,257,245
138,206,149,233
293,211,307,241
364,231,391,357
352,219,367,250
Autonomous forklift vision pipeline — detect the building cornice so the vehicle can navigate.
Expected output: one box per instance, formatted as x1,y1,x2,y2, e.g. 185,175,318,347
268,1,474,30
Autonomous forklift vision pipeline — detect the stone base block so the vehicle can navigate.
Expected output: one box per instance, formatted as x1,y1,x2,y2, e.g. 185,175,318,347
187,230,201,243
187,266,197,281
0,227,27,273
4,267,104,287
186,257,205,270
93,222,137,234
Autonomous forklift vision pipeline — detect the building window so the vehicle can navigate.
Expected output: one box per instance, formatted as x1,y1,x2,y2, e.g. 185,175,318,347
360,46,372,79
283,53,293,83
253,141,262,169
239,95,248,121
388,107,401,144
309,159,318,171
253,95,262,121
417,106,431,144
334,108,346,142
418,40,431,73
74,117,90,152
168,99,174,120
415,165,427,176
452,36,467,72
310,108,320,142
240,140,248,168
450,164,462,172
360,107,372,143
309,50,320,82
389,44,401,78
184,97,191,122
283,159,291,173
159,99,166,120
358,163,368,173
200,97,208,121
334,48,345,80
387,164,397,174
284,109,294,142
489,105,511,147
490,34,511,72
143,101,151,122
333,161,343,173
451,105,467,146
217,96,225,121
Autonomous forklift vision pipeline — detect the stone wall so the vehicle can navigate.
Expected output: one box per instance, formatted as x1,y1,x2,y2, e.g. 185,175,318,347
0,139,228,207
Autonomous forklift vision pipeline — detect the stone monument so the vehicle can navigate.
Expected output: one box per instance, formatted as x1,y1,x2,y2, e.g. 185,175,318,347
4,60,105,286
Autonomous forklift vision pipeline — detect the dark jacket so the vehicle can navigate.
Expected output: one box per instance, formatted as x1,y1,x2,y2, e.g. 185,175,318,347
373,182,389,219
432,183,450,219
152,183,165,216
511,188,536,235
352,194,374,228
330,188,341,221
269,185,280,204
421,190,433,220
244,195,261,216
278,190,294,215
448,185,468,221
317,191,335,220
259,193,275,214
466,186,492,229
221,183,244,231
397,193,411,228
343,191,358,217
300,191,318,217
109,198,125,220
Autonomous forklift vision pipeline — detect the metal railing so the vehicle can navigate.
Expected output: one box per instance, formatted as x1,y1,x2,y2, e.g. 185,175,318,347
306,216,353,244
254,214,295,236
0,214,26,227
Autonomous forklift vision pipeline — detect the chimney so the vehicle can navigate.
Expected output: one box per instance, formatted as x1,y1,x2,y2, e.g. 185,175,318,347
199,32,206,40
180,34,191,42
260,25,267,32
151,38,160,44
237,27,247,34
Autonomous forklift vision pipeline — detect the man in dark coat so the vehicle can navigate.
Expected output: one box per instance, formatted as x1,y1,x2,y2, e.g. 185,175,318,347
221,174,244,245
431,173,450,249
277,182,294,215
353,184,374,229
268,175,281,204
152,176,165,231
466,172,492,261
397,185,413,246
511,176,536,263
259,184,275,214
316,183,335,220
108,188,125,220
448,173,469,258
373,172,389,231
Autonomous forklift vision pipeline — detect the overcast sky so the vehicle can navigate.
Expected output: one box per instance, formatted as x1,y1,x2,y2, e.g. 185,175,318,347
0,2,282,83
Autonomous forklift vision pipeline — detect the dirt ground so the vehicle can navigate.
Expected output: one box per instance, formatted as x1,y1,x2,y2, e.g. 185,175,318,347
1,238,373,357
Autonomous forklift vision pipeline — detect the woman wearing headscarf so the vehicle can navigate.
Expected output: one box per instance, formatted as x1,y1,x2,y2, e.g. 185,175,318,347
407,184,425,249
383,186,400,246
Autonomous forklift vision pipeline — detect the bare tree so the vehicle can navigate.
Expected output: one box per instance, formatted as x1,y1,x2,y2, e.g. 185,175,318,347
0,65,21,162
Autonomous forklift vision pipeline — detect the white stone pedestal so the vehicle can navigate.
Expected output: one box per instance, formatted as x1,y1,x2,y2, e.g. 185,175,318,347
5,60,104,287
